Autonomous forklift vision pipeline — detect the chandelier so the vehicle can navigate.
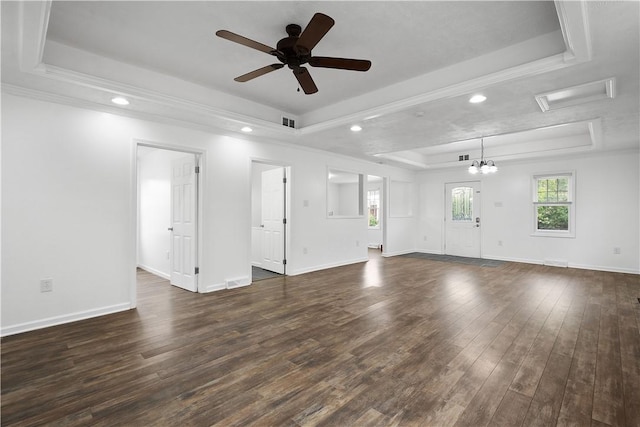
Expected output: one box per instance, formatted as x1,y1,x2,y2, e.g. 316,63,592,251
468,138,497,174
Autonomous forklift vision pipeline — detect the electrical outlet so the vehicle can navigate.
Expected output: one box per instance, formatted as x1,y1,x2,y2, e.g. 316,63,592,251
423,235,427,241
613,247,621,255
40,278,53,293
303,247,308,254
498,240,503,246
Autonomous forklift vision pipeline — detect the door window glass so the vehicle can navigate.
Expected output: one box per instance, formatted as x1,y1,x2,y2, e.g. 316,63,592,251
451,187,473,221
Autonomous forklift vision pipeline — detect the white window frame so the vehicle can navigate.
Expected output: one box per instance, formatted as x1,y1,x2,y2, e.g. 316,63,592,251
531,171,575,238
367,189,380,229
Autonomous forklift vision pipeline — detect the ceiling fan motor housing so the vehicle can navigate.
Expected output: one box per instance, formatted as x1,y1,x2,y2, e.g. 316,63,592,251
277,26,311,69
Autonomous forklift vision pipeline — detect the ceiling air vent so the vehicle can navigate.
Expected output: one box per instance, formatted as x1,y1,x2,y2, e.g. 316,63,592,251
282,116,296,128
535,78,615,112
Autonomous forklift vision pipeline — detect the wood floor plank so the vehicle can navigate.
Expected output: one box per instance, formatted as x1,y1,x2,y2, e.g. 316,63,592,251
592,297,625,425
490,389,532,426
557,299,601,426
509,280,571,397
2,255,639,426
617,278,640,426
521,352,573,426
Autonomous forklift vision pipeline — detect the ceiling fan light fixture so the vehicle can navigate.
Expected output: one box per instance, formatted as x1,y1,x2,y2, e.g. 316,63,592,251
111,96,129,105
469,94,487,104
350,125,362,132
241,126,253,132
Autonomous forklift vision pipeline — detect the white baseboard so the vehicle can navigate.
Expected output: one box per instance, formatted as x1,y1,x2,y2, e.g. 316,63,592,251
226,277,251,289
382,249,420,257
454,254,639,274
202,282,227,293
568,263,640,275
288,257,368,276
137,264,170,280
204,283,227,294
473,254,543,265
1,302,132,337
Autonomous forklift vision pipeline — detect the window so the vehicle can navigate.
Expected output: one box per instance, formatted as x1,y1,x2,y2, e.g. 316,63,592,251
451,186,473,221
367,189,380,228
533,173,575,237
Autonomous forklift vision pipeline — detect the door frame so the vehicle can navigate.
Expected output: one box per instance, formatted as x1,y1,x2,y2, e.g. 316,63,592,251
444,180,482,258
250,159,291,281
131,139,206,308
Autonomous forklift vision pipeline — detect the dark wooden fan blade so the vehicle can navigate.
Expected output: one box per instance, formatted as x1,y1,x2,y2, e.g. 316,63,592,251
309,56,372,71
234,64,284,82
295,13,335,52
216,30,279,55
293,67,318,94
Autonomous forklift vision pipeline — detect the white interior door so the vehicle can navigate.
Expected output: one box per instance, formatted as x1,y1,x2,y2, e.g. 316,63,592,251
170,155,198,291
445,181,481,258
261,167,285,274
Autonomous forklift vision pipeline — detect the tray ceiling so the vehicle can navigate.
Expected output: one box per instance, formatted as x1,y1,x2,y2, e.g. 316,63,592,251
2,1,638,170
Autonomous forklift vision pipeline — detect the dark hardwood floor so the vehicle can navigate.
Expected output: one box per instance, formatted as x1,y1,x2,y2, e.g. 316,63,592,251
2,252,639,426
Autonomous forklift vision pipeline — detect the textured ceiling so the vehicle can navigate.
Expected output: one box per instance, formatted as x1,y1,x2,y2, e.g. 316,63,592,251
45,1,562,114
2,1,638,170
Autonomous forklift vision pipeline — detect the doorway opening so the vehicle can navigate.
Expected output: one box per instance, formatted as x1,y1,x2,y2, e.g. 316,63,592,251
251,161,290,282
134,143,203,306
444,181,481,258
367,175,386,255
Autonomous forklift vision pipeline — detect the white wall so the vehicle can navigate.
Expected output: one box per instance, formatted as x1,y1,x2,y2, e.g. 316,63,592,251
137,148,187,278
327,182,360,217
1,94,416,335
416,151,640,273
337,183,360,216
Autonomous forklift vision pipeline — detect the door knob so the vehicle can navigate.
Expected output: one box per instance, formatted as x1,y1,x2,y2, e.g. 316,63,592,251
168,227,173,231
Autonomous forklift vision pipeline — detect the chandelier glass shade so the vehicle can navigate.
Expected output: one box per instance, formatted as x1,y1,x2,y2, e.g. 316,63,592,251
468,138,497,174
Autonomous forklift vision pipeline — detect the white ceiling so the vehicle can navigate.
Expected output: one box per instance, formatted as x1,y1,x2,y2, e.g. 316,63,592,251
2,1,638,170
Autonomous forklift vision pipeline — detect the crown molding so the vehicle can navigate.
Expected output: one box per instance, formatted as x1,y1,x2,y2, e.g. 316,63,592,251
1,83,297,143
32,64,296,136
18,0,51,72
2,83,413,174
16,0,595,140
555,0,593,62
299,52,570,136
374,118,604,170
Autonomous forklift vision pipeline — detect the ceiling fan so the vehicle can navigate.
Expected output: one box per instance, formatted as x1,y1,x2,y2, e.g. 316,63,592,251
216,13,371,94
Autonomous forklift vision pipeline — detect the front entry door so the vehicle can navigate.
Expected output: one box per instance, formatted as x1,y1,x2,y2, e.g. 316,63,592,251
261,167,285,274
170,155,198,291
445,181,481,258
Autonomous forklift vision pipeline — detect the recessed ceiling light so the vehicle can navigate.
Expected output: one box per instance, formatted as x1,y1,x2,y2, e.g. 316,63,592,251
469,94,487,104
111,96,130,106
241,126,253,132
350,125,362,132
